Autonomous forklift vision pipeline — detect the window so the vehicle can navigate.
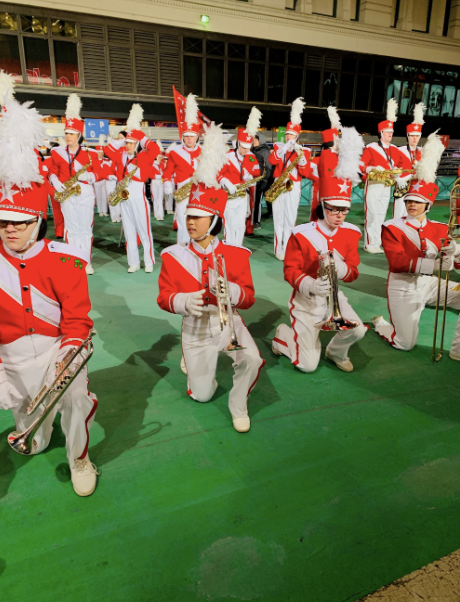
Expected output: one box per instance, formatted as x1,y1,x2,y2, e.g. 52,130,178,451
341,57,356,72
400,81,414,114
323,71,337,106
24,37,52,85
370,78,386,112
228,43,245,59
289,51,304,68
358,59,372,74
21,15,47,34
206,58,224,98
374,61,388,76
428,84,443,116
286,67,303,103
387,79,402,104
248,63,265,102
228,60,245,101
51,19,77,38
305,69,321,106
443,0,452,36
206,40,224,57
0,34,22,81
268,65,284,103
183,37,202,53
54,41,80,87
269,48,285,64
354,75,370,110
184,55,202,95
442,86,456,117
339,73,354,109
0,13,18,31
249,46,265,62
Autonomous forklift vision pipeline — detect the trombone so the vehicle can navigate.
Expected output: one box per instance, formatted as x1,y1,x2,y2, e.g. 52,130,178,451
8,330,96,455
432,178,460,362
211,241,245,352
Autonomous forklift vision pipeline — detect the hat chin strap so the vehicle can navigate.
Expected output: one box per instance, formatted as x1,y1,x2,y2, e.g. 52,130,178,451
19,216,42,253
195,215,219,242
320,201,335,228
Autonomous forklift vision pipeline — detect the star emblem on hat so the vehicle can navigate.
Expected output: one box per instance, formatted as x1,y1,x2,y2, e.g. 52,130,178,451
1,187,19,203
412,181,422,191
191,187,203,202
68,119,73,126
414,125,420,130
338,180,349,194
245,134,252,142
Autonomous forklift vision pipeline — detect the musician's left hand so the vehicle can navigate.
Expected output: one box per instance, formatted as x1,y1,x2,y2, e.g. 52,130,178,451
395,175,410,189
78,172,95,184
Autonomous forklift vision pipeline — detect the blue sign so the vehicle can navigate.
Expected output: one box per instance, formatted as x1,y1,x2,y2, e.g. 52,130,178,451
85,119,109,142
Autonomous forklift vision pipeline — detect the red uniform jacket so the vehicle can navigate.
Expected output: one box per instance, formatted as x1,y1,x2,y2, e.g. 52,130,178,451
217,149,261,186
318,148,338,179
157,239,255,313
360,142,410,181
100,158,115,179
269,144,317,182
398,145,422,168
163,144,201,186
105,139,160,183
0,240,93,349
49,146,104,184
284,220,362,291
382,217,460,274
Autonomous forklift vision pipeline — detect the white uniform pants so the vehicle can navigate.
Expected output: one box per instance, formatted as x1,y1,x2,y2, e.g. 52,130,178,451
62,184,95,259
393,195,407,220
272,180,301,256
105,180,122,222
94,181,108,215
0,335,97,469
272,289,367,373
120,180,155,268
182,309,264,418
150,178,164,220
224,195,247,246
375,272,460,355
364,181,392,249
175,180,190,244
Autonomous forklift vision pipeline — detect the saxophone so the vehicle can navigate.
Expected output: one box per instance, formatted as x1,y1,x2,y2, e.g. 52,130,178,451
55,156,92,203
265,151,303,204
174,181,193,204
367,168,414,188
227,170,266,200
108,169,137,206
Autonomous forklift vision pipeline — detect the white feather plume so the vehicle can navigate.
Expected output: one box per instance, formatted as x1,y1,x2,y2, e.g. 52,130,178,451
127,103,143,131
290,97,305,126
416,130,444,184
66,93,82,120
386,97,398,122
185,93,199,128
335,126,365,186
413,102,425,125
98,134,105,145
246,107,262,138
0,98,45,194
193,122,230,188
327,106,341,130
0,70,15,103
156,139,164,153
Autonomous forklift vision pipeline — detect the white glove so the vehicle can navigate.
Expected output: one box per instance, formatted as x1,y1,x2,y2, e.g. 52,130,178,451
0,363,22,411
46,345,86,388
435,256,454,271
108,175,118,181
221,178,237,196
164,181,174,195
285,139,296,152
441,240,456,258
395,175,410,189
185,289,206,317
50,174,65,193
79,171,95,184
299,275,331,298
275,142,286,158
294,143,303,155
320,252,348,280
110,139,125,150
373,166,385,172
298,152,307,167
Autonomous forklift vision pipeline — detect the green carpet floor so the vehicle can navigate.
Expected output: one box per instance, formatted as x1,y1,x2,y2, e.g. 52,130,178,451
1,203,460,602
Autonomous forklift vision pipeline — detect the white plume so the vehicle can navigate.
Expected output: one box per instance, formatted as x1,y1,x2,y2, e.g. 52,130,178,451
0,70,15,104
413,102,425,125
66,93,82,120
245,106,262,138
185,93,199,128
98,134,105,145
0,98,45,194
335,126,365,185
327,106,341,130
193,122,230,188
416,130,444,184
156,139,164,153
127,103,143,131
290,97,305,126
386,97,398,122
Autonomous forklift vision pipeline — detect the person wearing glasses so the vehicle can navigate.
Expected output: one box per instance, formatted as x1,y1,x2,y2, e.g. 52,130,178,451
272,170,367,373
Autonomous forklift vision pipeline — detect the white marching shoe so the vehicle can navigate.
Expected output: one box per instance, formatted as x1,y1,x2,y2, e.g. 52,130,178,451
180,356,188,375
70,454,100,497
145,265,154,273
232,416,251,433
449,352,460,361
167,210,174,215
272,324,284,356
325,349,354,373
275,253,285,261
371,315,389,329
364,246,384,254
128,265,140,273
85,264,94,275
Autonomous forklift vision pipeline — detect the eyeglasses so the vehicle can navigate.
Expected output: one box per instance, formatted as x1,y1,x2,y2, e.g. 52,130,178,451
0,218,38,231
324,207,350,216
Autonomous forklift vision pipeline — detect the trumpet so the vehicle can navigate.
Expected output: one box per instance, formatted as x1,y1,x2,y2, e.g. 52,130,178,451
55,156,92,203
367,168,414,188
432,178,460,362
314,251,359,331
8,330,96,456
211,241,245,352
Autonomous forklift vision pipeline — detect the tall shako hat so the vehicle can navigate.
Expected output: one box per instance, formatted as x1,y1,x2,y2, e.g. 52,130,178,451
0,70,15,106
125,103,143,143
286,97,305,137
407,102,425,136
64,93,84,135
182,93,201,136
322,106,342,144
378,98,398,134
186,122,230,219
237,106,262,149
405,131,445,208
0,97,48,224
320,126,365,208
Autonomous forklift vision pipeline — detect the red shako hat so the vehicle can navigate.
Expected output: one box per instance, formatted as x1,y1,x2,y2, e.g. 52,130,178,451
64,93,84,135
237,106,262,149
187,183,227,217
182,94,201,137
322,106,342,144
406,102,425,136
286,97,305,136
404,180,438,206
378,98,398,134
319,177,351,208
404,131,445,208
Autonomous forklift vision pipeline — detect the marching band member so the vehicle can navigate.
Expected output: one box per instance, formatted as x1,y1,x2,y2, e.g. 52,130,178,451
49,94,104,275
218,106,262,245
360,98,410,254
372,132,460,360
157,123,264,433
94,135,110,217
0,98,99,496
163,94,202,242
151,140,165,221
394,102,425,219
101,140,122,224
268,98,318,260
272,127,367,373
105,104,160,273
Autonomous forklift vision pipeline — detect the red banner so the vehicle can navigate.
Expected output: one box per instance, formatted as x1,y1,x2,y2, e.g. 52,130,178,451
173,86,211,137
439,134,450,149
